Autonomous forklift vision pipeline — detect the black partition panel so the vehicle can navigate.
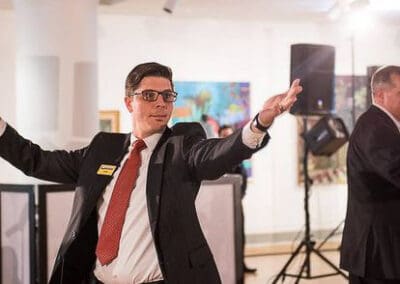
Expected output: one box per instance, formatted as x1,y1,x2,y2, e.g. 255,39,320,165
0,176,242,284
0,184,36,284
37,184,74,284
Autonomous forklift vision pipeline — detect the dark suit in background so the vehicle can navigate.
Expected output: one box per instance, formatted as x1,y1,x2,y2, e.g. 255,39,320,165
340,105,400,281
227,163,250,271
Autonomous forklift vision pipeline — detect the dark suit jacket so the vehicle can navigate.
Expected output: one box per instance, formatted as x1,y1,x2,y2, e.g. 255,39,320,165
340,106,400,279
227,163,247,198
0,122,269,284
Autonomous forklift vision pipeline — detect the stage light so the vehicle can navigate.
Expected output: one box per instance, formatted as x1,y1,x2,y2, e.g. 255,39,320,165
303,115,349,156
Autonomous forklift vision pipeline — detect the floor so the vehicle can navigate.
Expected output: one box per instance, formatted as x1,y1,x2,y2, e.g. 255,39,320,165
244,250,348,284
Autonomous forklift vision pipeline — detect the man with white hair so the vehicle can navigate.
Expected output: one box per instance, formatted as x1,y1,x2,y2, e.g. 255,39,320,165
341,65,400,284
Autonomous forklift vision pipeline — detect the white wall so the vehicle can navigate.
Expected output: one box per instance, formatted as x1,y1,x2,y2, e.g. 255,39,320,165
97,14,400,237
1,9,400,237
0,10,16,124
0,10,26,183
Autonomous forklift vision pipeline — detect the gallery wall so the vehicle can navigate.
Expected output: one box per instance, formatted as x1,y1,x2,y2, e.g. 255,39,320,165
1,8,400,242
96,14,400,240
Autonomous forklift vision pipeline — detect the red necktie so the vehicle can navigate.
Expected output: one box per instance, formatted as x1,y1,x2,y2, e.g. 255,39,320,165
96,139,147,266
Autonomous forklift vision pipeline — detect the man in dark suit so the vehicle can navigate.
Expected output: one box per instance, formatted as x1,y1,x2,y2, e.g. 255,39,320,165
0,62,302,284
340,65,400,284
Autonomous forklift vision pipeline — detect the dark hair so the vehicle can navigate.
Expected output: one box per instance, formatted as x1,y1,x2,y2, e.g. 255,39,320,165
371,65,400,96
218,124,234,136
201,114,208,122
125,62,174,96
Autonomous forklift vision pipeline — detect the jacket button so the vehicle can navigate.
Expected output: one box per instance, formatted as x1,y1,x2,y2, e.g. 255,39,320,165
71,231,77,240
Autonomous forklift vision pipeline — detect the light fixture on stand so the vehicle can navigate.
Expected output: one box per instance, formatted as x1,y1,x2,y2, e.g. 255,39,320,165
272,44,349,283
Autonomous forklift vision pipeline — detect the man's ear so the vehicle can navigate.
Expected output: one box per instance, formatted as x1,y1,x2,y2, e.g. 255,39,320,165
374,89,385,105
124,96,134,113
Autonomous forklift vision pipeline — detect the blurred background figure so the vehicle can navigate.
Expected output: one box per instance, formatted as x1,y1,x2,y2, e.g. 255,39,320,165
219,124,257,274
200,114,219,138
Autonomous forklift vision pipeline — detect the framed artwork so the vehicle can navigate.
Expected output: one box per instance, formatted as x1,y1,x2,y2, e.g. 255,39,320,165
172,81,252,176
335,75,369,132
296,75,368,185
172,81,250,129
99,110,120,133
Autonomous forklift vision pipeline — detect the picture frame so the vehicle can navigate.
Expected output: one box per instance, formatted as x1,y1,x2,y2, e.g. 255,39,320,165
172,80,253,176
99,110,120,133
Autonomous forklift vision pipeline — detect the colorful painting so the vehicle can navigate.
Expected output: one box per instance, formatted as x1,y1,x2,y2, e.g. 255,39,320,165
335,76,369,132
172,81,250,129
297,75,368,185
172,81,252,175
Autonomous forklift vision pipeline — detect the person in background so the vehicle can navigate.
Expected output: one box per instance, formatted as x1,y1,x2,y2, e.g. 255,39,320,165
0,62,302,284
200,114,218,138
219,124,257,274
340,65,400,284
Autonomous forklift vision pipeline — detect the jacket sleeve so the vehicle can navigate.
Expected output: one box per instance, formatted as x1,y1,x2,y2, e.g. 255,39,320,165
0,124,89,184
176,122,269,181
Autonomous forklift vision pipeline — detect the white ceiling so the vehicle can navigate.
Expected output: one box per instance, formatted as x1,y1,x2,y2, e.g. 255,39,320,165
1,0,399,24
97,0,336,21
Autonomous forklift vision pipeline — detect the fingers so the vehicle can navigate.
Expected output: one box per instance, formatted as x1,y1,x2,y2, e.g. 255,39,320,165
258,79,303,124
279,79,302,112
278,103,286,113
291,78,301,88
289,78,303,97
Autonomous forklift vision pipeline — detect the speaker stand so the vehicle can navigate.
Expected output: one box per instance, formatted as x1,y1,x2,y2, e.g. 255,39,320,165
271,117,348,284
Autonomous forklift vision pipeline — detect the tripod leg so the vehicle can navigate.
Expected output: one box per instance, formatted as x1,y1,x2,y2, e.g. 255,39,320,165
311,247,349,279
294,254,308,284
272,241,305,284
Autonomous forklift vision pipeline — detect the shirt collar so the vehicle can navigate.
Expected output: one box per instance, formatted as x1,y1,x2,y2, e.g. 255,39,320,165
373,103,400,132
130,131,163,152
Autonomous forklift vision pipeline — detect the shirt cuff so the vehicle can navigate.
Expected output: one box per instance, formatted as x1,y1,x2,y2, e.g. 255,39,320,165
242,121,266,149
0,118,7,137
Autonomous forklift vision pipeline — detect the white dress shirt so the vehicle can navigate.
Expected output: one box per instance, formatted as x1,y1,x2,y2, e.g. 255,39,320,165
0,119,6,136
94,132,164,284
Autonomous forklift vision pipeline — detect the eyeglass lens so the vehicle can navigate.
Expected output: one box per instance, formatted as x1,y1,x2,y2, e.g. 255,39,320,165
137,90,177,102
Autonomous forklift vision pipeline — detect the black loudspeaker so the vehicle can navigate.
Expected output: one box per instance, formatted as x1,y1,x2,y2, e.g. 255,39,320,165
366,65,381,108
290,44,335,116
303,115,349,156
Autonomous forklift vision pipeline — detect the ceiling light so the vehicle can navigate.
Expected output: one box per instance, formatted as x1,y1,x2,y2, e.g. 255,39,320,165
163,0,178,14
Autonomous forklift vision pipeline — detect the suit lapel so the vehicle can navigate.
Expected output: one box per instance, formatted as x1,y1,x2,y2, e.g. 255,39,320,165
146,128,171,234
84,133,131,216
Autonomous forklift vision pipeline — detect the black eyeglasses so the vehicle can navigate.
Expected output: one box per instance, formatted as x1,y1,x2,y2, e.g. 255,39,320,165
130,90,178,102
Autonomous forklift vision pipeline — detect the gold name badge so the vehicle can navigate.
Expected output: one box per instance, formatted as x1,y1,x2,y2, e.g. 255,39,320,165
97,164,117,176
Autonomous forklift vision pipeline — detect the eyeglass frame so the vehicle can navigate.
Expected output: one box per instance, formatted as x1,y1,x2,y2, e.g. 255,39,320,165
128,89,178,102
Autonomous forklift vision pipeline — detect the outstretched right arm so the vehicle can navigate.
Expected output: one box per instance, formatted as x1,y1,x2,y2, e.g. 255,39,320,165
0,119,86,184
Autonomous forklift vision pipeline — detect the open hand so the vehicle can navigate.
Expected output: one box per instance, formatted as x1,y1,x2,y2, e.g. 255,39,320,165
257,79,302,127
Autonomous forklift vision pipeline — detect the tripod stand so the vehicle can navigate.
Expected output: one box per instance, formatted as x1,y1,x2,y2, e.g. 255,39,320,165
272,117,348,284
